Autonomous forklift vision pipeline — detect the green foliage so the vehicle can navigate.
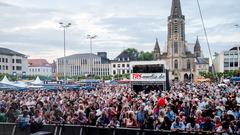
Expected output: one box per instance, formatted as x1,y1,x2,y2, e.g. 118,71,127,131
122,48,154,61
138,51,154,61
123,48,139,57
199,70,239,82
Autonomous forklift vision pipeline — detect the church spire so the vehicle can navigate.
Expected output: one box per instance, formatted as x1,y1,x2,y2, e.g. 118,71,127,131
154,38,160,53
194,36,201,57
171,0,182,17
153,38,161,60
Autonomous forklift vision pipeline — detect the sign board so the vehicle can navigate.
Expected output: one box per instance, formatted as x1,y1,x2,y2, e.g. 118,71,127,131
130,73,166,82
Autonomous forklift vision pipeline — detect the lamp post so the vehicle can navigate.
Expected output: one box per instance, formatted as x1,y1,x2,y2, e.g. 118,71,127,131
87,35,97,87
234,24,240,70
59,22,71,84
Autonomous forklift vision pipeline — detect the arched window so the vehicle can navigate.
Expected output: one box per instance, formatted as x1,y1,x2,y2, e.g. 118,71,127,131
174,42,178,54
174,60,178,69
187,60,191,70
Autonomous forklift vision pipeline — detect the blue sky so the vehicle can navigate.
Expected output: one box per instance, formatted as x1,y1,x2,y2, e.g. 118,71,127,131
0,0,239,62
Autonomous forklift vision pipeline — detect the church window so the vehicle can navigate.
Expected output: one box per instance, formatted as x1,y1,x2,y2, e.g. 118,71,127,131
174,42,178,54
187,60,191,70
174,60,178,69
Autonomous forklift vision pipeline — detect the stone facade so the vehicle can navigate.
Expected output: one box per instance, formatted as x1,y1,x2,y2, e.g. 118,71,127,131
153,0,206,81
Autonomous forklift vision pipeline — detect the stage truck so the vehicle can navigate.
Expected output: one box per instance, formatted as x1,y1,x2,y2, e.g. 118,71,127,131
130,61,170,93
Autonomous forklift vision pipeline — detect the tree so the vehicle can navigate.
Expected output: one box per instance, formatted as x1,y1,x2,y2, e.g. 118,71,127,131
122,48,154,61
123,48,139,57
138,51,154,61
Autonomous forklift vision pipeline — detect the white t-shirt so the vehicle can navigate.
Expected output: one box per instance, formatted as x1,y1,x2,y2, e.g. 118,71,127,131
186,123,200,130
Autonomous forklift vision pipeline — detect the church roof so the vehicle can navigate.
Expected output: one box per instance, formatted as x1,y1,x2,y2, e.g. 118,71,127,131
115,51,137,61
154,38,160,53
196,57,209,64
194,37,201,52
171,0,182,17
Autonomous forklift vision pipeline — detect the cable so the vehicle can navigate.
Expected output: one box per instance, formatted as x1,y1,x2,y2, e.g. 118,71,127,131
196,0,216,76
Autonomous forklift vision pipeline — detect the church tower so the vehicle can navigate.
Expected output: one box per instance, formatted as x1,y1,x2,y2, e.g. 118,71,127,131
166,0,190,81
153,38,161,60
194,36,201,57
167,0,186,57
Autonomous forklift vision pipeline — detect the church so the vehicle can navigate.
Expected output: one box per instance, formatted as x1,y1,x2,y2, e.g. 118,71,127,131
153,0,208,81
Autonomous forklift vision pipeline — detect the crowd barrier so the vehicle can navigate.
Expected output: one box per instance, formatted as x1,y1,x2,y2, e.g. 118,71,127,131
0,123,226,135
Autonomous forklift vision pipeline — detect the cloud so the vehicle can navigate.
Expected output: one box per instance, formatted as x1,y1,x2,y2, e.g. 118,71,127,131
0,0,239,62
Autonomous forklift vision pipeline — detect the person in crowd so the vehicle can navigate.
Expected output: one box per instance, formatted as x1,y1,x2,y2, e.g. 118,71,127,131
108,115,120,128
170,116,185,131
186,117,200,131
96,111,109,127
16,110,30,130
0,107,6,122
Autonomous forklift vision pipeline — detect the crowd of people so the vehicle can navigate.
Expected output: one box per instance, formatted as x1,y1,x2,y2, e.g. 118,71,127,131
0,82,239,134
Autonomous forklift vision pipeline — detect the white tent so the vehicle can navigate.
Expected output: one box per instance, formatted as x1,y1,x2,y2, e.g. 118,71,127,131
32,76,43,85
12,81,28,88
0,76,12,85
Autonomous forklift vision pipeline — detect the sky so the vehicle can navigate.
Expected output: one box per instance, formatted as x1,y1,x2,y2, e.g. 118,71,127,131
0,0,239,62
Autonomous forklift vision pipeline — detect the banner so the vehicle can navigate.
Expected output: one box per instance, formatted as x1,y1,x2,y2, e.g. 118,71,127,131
130,73,166,82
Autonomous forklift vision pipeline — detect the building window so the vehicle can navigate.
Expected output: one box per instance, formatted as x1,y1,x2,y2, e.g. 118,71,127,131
113,64,116,68
16,59,22,64
2,58,4,63
122,64,125,68
0,65,1,70
127,70,130,74
174,60,178,69
224,62,229,67
12,66,15,70
118,64,120,68
122,70,125,74
5,58,8,63
230,62,234,67
187,60,191,70
174,42,178,54
235,62,238,67
16,66,22,70
0,58,1,62
3,65,5,70
12,59,15,63
127,64,130,67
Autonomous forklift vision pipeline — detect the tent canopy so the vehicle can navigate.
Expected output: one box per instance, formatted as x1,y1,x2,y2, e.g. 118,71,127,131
80,80,99,83
32,76,43,85
1,76,12,85
230,77,240,82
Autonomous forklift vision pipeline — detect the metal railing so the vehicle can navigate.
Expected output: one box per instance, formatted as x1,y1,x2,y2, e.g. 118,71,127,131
0,123,232,135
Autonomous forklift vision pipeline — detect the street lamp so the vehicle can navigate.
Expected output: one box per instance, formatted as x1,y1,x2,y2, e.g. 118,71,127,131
87,35,97,54
87,34,97,87
59,22,71,84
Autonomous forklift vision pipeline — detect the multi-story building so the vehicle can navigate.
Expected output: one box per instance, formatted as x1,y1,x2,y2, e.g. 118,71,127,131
0,47,28,75
57,52,110,77
28,59,52,77
213,46,240,73
110,51,137,76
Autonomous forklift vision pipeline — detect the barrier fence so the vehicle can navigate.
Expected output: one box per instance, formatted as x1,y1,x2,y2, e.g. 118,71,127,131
0,123,226,135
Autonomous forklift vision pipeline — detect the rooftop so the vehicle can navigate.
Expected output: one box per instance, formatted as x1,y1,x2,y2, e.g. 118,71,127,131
0,47,26,57
28,59,51,67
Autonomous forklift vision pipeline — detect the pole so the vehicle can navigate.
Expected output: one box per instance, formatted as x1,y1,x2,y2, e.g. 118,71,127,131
90,38,92,87
90,38,92,54
63,28,66,84
59,22,71,84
